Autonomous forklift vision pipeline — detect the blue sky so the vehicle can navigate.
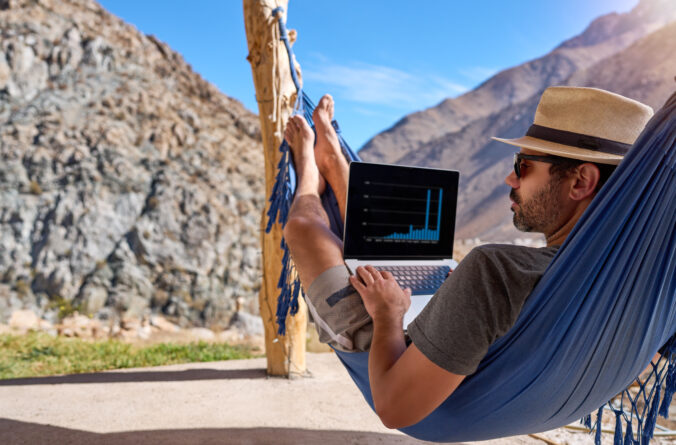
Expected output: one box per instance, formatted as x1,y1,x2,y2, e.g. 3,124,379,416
98,0,638,149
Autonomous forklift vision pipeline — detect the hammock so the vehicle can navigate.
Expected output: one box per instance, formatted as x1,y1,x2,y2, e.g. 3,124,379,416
332,86,676,442
265,9,676,444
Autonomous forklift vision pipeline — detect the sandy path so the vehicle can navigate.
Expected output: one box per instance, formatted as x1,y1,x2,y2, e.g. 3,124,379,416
0,352,663,445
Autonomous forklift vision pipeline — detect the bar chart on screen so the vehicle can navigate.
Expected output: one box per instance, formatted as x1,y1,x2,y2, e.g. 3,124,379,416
360,180,444,244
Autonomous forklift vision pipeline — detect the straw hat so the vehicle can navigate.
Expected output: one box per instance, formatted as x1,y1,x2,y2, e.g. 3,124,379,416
492,87,653,165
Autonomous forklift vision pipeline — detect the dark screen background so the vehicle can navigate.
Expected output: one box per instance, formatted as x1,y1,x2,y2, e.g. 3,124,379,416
343,162,459,259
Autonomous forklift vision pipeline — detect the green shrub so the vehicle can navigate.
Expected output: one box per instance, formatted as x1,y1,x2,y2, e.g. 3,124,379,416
46,296,81,320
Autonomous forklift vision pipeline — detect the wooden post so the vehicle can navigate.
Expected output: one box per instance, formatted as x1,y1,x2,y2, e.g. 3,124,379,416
243,0,307,377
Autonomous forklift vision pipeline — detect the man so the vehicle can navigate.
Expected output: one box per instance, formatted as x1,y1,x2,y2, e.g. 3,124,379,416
283,87,653,429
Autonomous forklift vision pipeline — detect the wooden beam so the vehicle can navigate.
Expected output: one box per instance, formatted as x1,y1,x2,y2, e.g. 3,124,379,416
243,0,307,377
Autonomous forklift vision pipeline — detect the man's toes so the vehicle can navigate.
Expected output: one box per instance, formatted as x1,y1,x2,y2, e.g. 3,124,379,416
322,95,334,117
323,94,334,110
298,115,311,132
285,121,297,142
319,94,333,107
313,94,334,121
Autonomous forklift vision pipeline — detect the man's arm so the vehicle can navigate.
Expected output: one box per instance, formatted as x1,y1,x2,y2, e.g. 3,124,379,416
350,266,466,429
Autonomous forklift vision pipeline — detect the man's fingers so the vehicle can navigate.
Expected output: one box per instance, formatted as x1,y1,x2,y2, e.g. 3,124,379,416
381,270,393,280
404,287,412,298
356,266,374,285
364,265,382,280
349,275,366,293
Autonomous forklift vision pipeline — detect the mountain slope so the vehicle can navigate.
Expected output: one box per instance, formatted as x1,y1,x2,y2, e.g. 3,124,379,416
396,21,676,241
361,0,676,166
360,0,676,242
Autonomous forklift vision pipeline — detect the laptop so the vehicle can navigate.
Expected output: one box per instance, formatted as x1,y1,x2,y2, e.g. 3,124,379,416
343,161,460,328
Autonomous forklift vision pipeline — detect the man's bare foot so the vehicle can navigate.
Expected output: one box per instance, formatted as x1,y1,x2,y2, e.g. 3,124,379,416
313,95,348,177
284,115,325,196
312,95,348,218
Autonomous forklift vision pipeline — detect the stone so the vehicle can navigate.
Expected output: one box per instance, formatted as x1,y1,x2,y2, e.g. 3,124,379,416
149,314,179,332
0,52,11,90
9,309,40,331
122,294,149,321
38,318,53,331
120,316,141,331
227,310,264,337
188,327,215,342
58,312,100,338
136,324,152,340
80,285,108,315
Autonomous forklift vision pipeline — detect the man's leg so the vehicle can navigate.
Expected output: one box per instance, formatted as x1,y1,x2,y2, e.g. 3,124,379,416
284,94,349,287
282,115,343,289
312,94,349,222
283,114,372,352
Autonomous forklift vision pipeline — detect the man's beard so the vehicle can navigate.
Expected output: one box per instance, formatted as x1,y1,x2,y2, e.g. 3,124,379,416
510,177,563,233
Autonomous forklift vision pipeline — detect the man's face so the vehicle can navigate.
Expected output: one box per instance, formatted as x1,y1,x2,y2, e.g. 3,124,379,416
509,177,563,233
505,149,567,234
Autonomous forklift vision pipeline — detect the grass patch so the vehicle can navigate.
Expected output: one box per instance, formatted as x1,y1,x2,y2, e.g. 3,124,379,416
0,332,260,380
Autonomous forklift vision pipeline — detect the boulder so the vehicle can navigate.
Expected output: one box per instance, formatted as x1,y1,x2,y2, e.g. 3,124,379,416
188,327,215,342
9,309,40,331
149,314,179,332
227,310,264,337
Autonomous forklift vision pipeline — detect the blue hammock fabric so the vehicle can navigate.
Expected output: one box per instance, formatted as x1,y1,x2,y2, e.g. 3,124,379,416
266,8,675,444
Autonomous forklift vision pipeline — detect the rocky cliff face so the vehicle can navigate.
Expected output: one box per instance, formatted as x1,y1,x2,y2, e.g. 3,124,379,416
0,0,264,328
359,0,676,241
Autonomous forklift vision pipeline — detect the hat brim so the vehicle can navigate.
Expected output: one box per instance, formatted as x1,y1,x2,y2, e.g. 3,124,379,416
491,136,623,165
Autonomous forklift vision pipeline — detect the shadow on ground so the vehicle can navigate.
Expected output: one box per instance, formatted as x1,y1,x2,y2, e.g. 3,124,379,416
0,368,268,386
0,419,444,444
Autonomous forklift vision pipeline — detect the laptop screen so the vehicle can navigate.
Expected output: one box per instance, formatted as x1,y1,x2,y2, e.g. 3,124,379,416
343,162,459,259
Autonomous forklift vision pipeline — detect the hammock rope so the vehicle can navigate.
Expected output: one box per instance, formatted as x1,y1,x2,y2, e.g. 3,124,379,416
264,9,675,444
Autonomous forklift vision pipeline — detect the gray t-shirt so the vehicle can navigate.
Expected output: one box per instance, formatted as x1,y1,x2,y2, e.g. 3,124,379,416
407,244,559,375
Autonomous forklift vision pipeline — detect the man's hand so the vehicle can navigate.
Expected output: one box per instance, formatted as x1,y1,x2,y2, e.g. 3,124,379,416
348,265,464,429
349,265,412,323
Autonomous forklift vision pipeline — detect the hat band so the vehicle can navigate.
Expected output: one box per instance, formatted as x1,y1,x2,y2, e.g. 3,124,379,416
526,124,631,156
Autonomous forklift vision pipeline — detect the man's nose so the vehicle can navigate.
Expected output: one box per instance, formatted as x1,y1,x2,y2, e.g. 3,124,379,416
505,170,519,188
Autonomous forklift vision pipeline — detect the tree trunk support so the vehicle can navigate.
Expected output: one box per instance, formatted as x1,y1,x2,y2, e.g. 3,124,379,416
243,0,307,377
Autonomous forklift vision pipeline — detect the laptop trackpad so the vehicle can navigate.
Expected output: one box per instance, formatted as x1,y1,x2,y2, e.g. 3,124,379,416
404,294,434,329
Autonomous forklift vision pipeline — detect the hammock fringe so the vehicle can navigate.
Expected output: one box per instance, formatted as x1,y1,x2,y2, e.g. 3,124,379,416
613,410,623,445
623,419,633,445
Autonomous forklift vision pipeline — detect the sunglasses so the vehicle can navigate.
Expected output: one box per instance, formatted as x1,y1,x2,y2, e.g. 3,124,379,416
513,153,571,179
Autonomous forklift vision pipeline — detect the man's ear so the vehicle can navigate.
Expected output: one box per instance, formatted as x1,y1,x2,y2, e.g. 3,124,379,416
569,163,600,201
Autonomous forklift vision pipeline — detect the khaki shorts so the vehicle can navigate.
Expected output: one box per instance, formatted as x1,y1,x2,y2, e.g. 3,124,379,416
305,265,373,352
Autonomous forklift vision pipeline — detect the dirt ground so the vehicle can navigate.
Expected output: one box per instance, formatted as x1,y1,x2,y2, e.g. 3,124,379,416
1,351,672,445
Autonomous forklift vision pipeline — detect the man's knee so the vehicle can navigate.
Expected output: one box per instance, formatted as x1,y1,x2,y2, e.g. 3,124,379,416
283,215,315,248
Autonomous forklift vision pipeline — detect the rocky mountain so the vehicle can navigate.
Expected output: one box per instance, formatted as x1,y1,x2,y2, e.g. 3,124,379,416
0,0,264,328
359,0,676,241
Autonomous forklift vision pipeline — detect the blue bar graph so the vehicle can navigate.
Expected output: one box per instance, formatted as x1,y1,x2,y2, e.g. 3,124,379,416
383,188,442,241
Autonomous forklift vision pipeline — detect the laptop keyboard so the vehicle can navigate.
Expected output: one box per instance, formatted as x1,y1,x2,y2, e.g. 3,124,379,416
377,265,450,295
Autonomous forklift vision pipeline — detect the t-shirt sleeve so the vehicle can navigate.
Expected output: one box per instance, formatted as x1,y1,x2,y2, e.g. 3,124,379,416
407,246,534,375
